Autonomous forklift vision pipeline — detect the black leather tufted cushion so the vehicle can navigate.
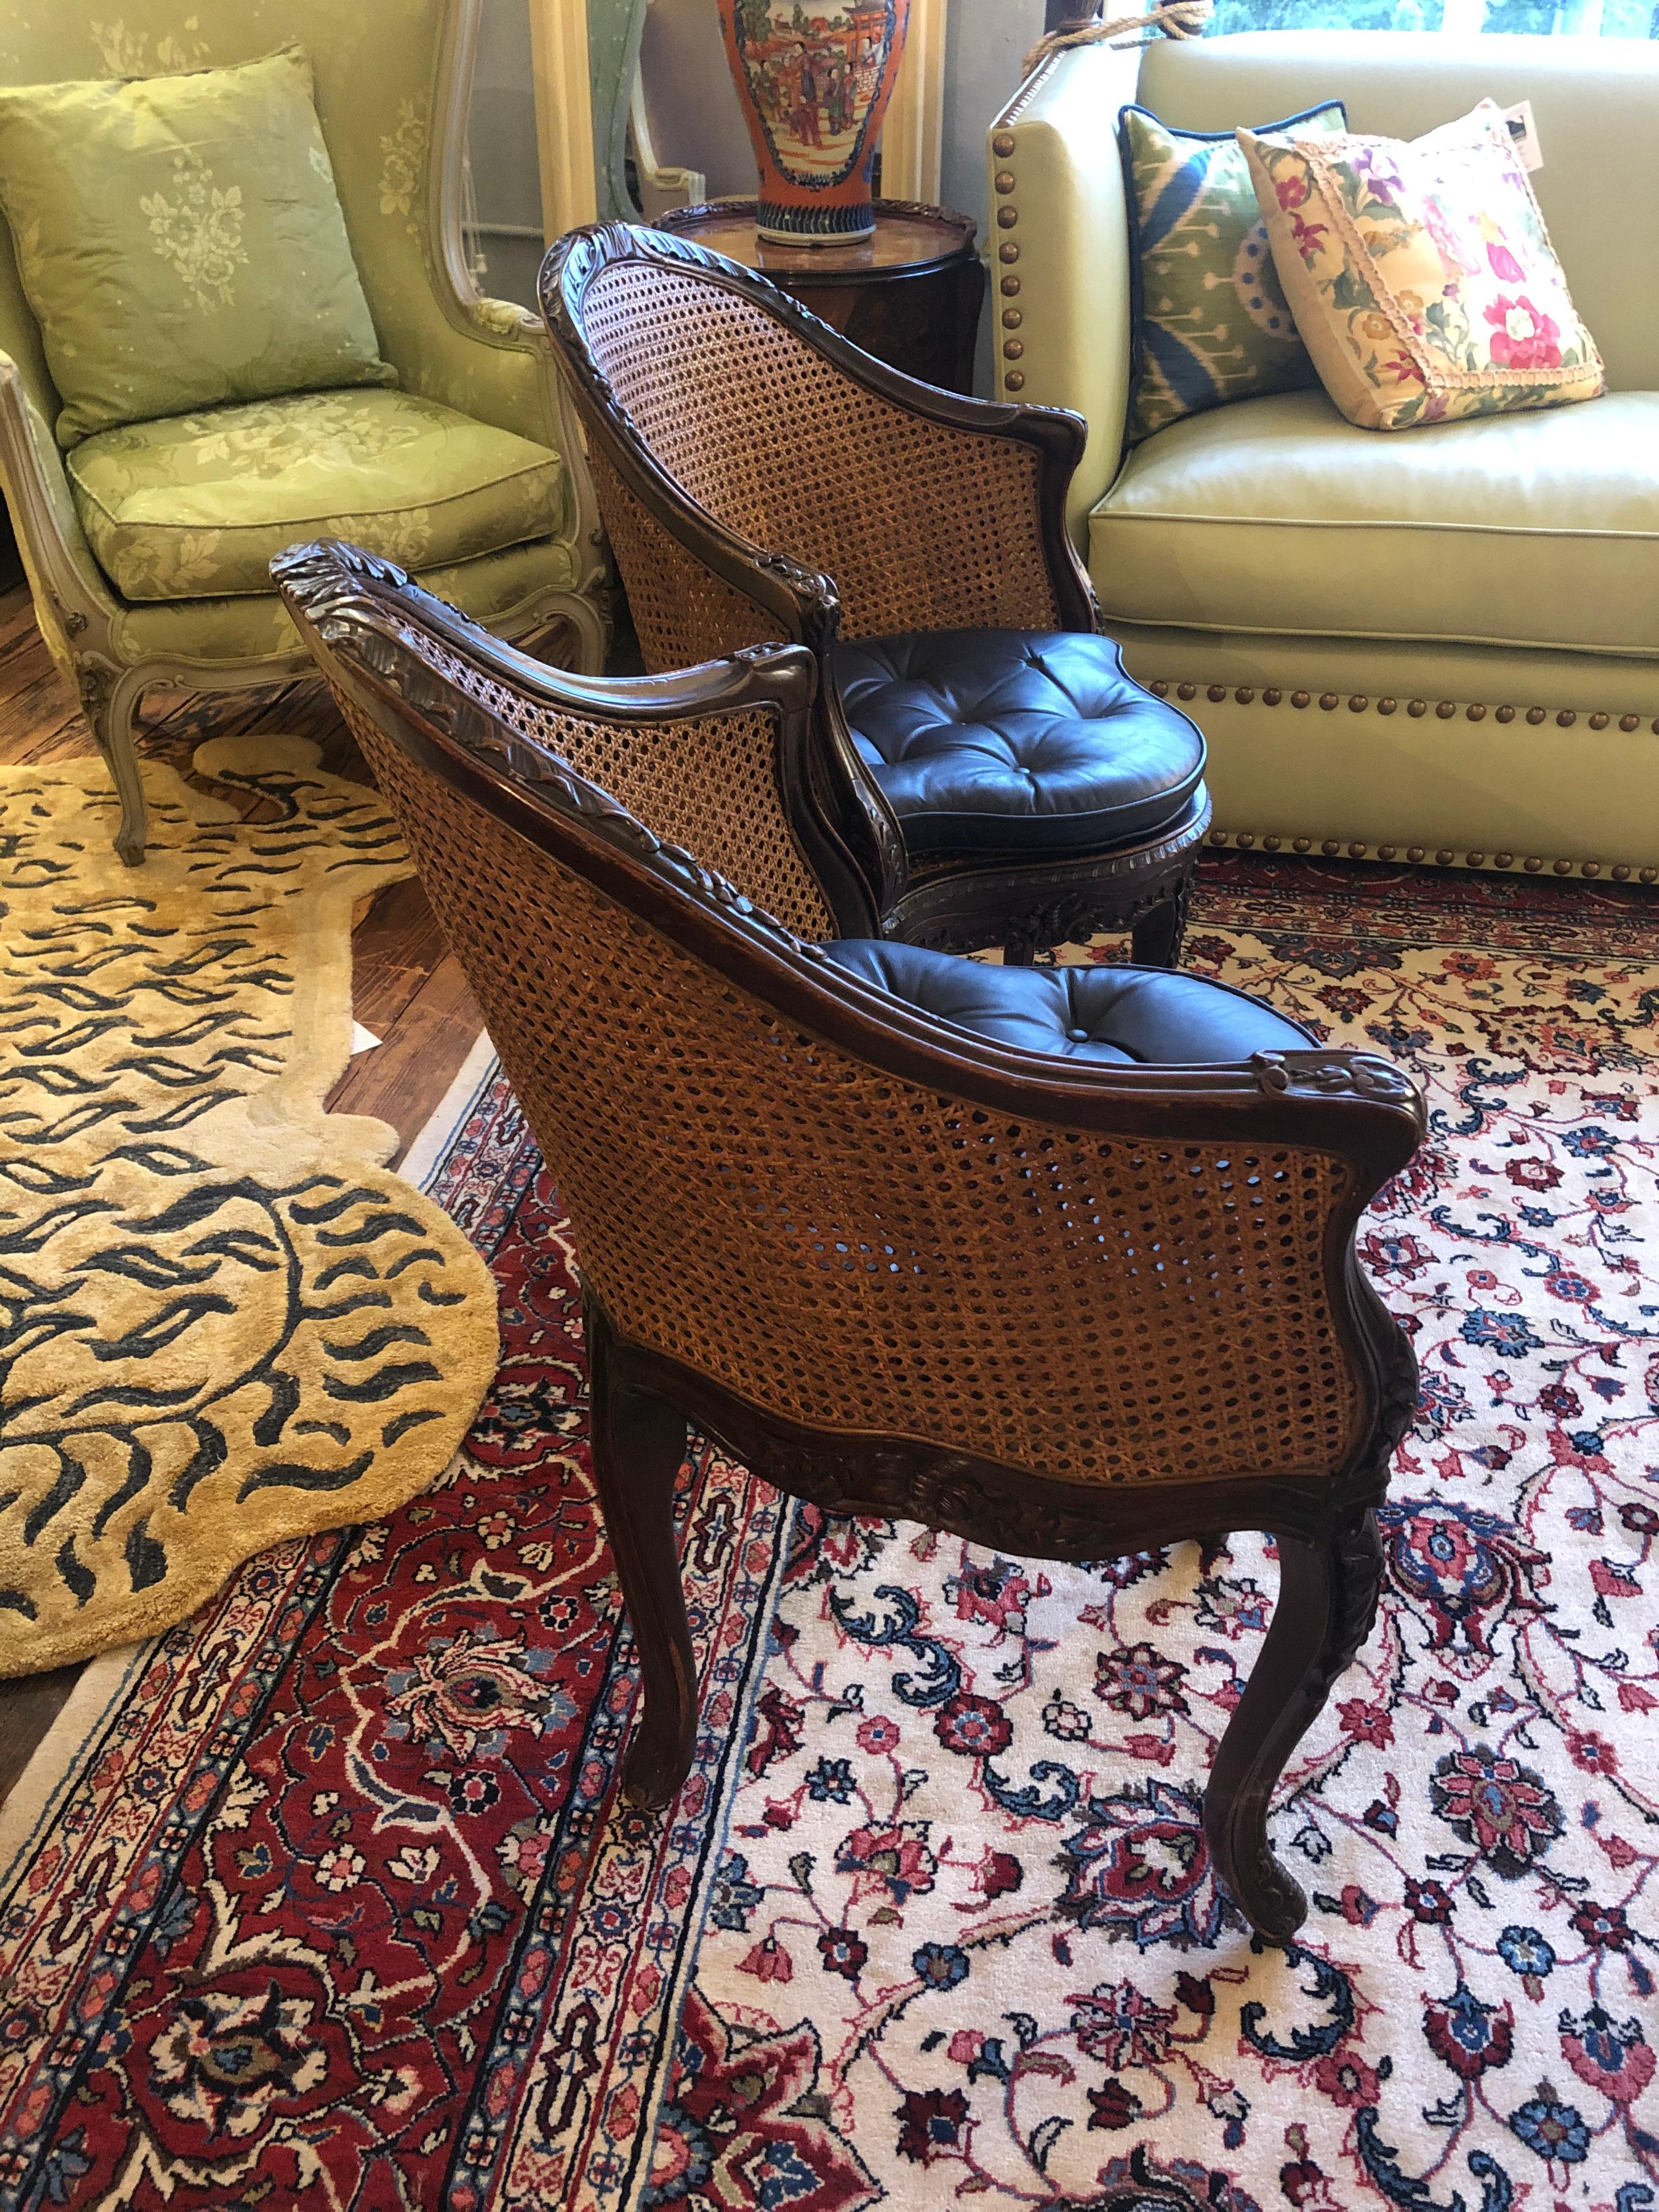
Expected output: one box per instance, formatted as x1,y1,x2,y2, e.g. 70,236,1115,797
821,939,1312,1064
834,629,1206,856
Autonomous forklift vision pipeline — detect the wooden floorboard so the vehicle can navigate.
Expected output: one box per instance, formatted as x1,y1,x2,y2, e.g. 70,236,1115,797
0,583,484,1801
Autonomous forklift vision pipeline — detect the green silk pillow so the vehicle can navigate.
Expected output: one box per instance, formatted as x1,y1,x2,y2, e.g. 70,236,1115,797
1120,100,1346,444
0,46,396,448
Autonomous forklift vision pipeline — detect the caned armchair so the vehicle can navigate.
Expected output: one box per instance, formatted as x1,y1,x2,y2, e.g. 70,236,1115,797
0,0,607,864
540,223,1212,967
276,536,1424,1942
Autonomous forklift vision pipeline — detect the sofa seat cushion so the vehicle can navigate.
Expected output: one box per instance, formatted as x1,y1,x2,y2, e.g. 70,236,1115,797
821,938,1311,1064
834,629,1206,856
1090,387,1659,659
69,388,569,602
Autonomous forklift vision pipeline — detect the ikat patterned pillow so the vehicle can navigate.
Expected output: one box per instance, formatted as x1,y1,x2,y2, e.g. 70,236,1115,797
1237,101,1604,433
1120,99,1346,445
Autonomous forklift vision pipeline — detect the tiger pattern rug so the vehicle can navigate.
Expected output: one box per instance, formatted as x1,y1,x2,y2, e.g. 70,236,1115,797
0,735,498,1672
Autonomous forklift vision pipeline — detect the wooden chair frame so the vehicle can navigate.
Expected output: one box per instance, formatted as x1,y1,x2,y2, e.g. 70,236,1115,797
539,222,1209,964
278,538,1422,1941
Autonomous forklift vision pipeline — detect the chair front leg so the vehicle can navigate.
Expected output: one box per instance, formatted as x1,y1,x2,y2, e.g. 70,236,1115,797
1203,1509,1384,1943
585,1298,696,1809
78,660,150,865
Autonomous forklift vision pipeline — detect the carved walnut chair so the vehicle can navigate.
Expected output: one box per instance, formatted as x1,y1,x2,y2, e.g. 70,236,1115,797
539,223,1211,968
276,537,1424,1942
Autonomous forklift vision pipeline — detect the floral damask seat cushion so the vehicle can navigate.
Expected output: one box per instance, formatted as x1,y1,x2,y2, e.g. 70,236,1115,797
67,389,571,602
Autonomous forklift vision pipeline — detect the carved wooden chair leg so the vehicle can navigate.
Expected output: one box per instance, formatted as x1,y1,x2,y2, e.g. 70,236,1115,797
81,663,150,866
585,1299,696,1809
1128,872,1194,970
1002,927,1037,967
1203,1510,1383,1942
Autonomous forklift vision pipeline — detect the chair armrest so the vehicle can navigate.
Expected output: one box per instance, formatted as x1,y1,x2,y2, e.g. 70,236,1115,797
766,331,1103,637
386,221,606,607
0,355,121,671
989,40,1143,549
754,933,1424,1497
273,539,884,941
548,355,910,918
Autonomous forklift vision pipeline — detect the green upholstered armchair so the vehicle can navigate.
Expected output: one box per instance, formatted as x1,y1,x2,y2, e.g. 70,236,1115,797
0,0,607,864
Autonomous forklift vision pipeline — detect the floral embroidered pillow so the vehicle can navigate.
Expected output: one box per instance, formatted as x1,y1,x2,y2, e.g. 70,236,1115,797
1236,103,1603,433
1120,100,1346,444
0,47,395,448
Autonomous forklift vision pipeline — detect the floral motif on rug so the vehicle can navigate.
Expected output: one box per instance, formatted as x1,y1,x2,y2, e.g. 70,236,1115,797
0,857,1654,2210
0,740,497,1671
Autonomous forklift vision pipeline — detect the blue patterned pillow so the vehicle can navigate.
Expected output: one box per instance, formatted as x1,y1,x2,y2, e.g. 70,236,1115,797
1120,99,1346,443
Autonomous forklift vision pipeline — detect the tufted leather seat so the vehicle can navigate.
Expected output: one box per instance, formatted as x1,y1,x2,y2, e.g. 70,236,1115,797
821,938,1311,1064
834,629,1206,857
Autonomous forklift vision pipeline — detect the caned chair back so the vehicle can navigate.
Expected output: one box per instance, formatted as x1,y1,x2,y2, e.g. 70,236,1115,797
539,224,1067,668
280,538,1421,1502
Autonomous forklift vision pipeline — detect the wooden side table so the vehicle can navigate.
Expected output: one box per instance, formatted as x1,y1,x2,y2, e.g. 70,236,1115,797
654,198,985,395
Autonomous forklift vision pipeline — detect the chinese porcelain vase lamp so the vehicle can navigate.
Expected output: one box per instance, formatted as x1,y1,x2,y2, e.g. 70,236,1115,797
718,0,911,244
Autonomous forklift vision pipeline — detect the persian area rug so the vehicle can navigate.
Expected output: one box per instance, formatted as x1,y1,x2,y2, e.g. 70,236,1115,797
0,740,497,1671
0,856,1656,2212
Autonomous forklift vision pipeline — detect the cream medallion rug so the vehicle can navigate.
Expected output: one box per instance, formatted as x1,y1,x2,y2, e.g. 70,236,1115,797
0,736,498,1672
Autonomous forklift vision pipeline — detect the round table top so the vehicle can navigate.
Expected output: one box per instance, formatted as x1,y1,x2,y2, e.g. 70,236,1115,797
655,198,977,281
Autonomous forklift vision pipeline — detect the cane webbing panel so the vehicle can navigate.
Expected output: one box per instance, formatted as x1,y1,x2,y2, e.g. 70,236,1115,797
346,697,1361,1490
390,622,833,940
580,260,1064,642
589,444,785,676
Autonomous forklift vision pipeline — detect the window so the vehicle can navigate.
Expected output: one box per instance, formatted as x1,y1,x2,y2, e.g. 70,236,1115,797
1211,0,1656,36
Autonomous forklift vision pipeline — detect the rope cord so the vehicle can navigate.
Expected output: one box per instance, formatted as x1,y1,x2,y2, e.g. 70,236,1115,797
1021,0,1212,80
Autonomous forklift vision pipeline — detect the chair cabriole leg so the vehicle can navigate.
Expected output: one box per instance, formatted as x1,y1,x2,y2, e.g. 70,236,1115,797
79,662,149,865
1203,1509,1384,1942
585,1297,696,1809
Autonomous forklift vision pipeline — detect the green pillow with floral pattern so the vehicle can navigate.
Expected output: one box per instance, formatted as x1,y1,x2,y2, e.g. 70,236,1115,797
0,44,395,448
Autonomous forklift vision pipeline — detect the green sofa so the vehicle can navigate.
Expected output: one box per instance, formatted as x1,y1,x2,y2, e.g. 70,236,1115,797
0,0,607,863
988,32,1659,880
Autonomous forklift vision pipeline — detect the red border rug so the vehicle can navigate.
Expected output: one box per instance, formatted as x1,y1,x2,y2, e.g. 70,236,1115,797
2,857,1657,2211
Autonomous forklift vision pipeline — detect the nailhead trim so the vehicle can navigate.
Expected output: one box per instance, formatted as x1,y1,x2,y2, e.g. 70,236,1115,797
1150,678,1659,738
1156,676,1655,882
994,149,1025,393
1203,825,1656,882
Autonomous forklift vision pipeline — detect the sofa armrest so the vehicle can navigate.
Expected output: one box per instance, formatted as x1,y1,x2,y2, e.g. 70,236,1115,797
988,41,1143,550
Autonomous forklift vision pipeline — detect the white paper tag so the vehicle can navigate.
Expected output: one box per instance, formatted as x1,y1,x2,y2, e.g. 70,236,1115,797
349,1019,382,1056
1500,99,1543,173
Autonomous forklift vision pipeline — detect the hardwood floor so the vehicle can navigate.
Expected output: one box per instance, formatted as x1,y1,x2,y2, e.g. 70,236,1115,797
0,584,485,1804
